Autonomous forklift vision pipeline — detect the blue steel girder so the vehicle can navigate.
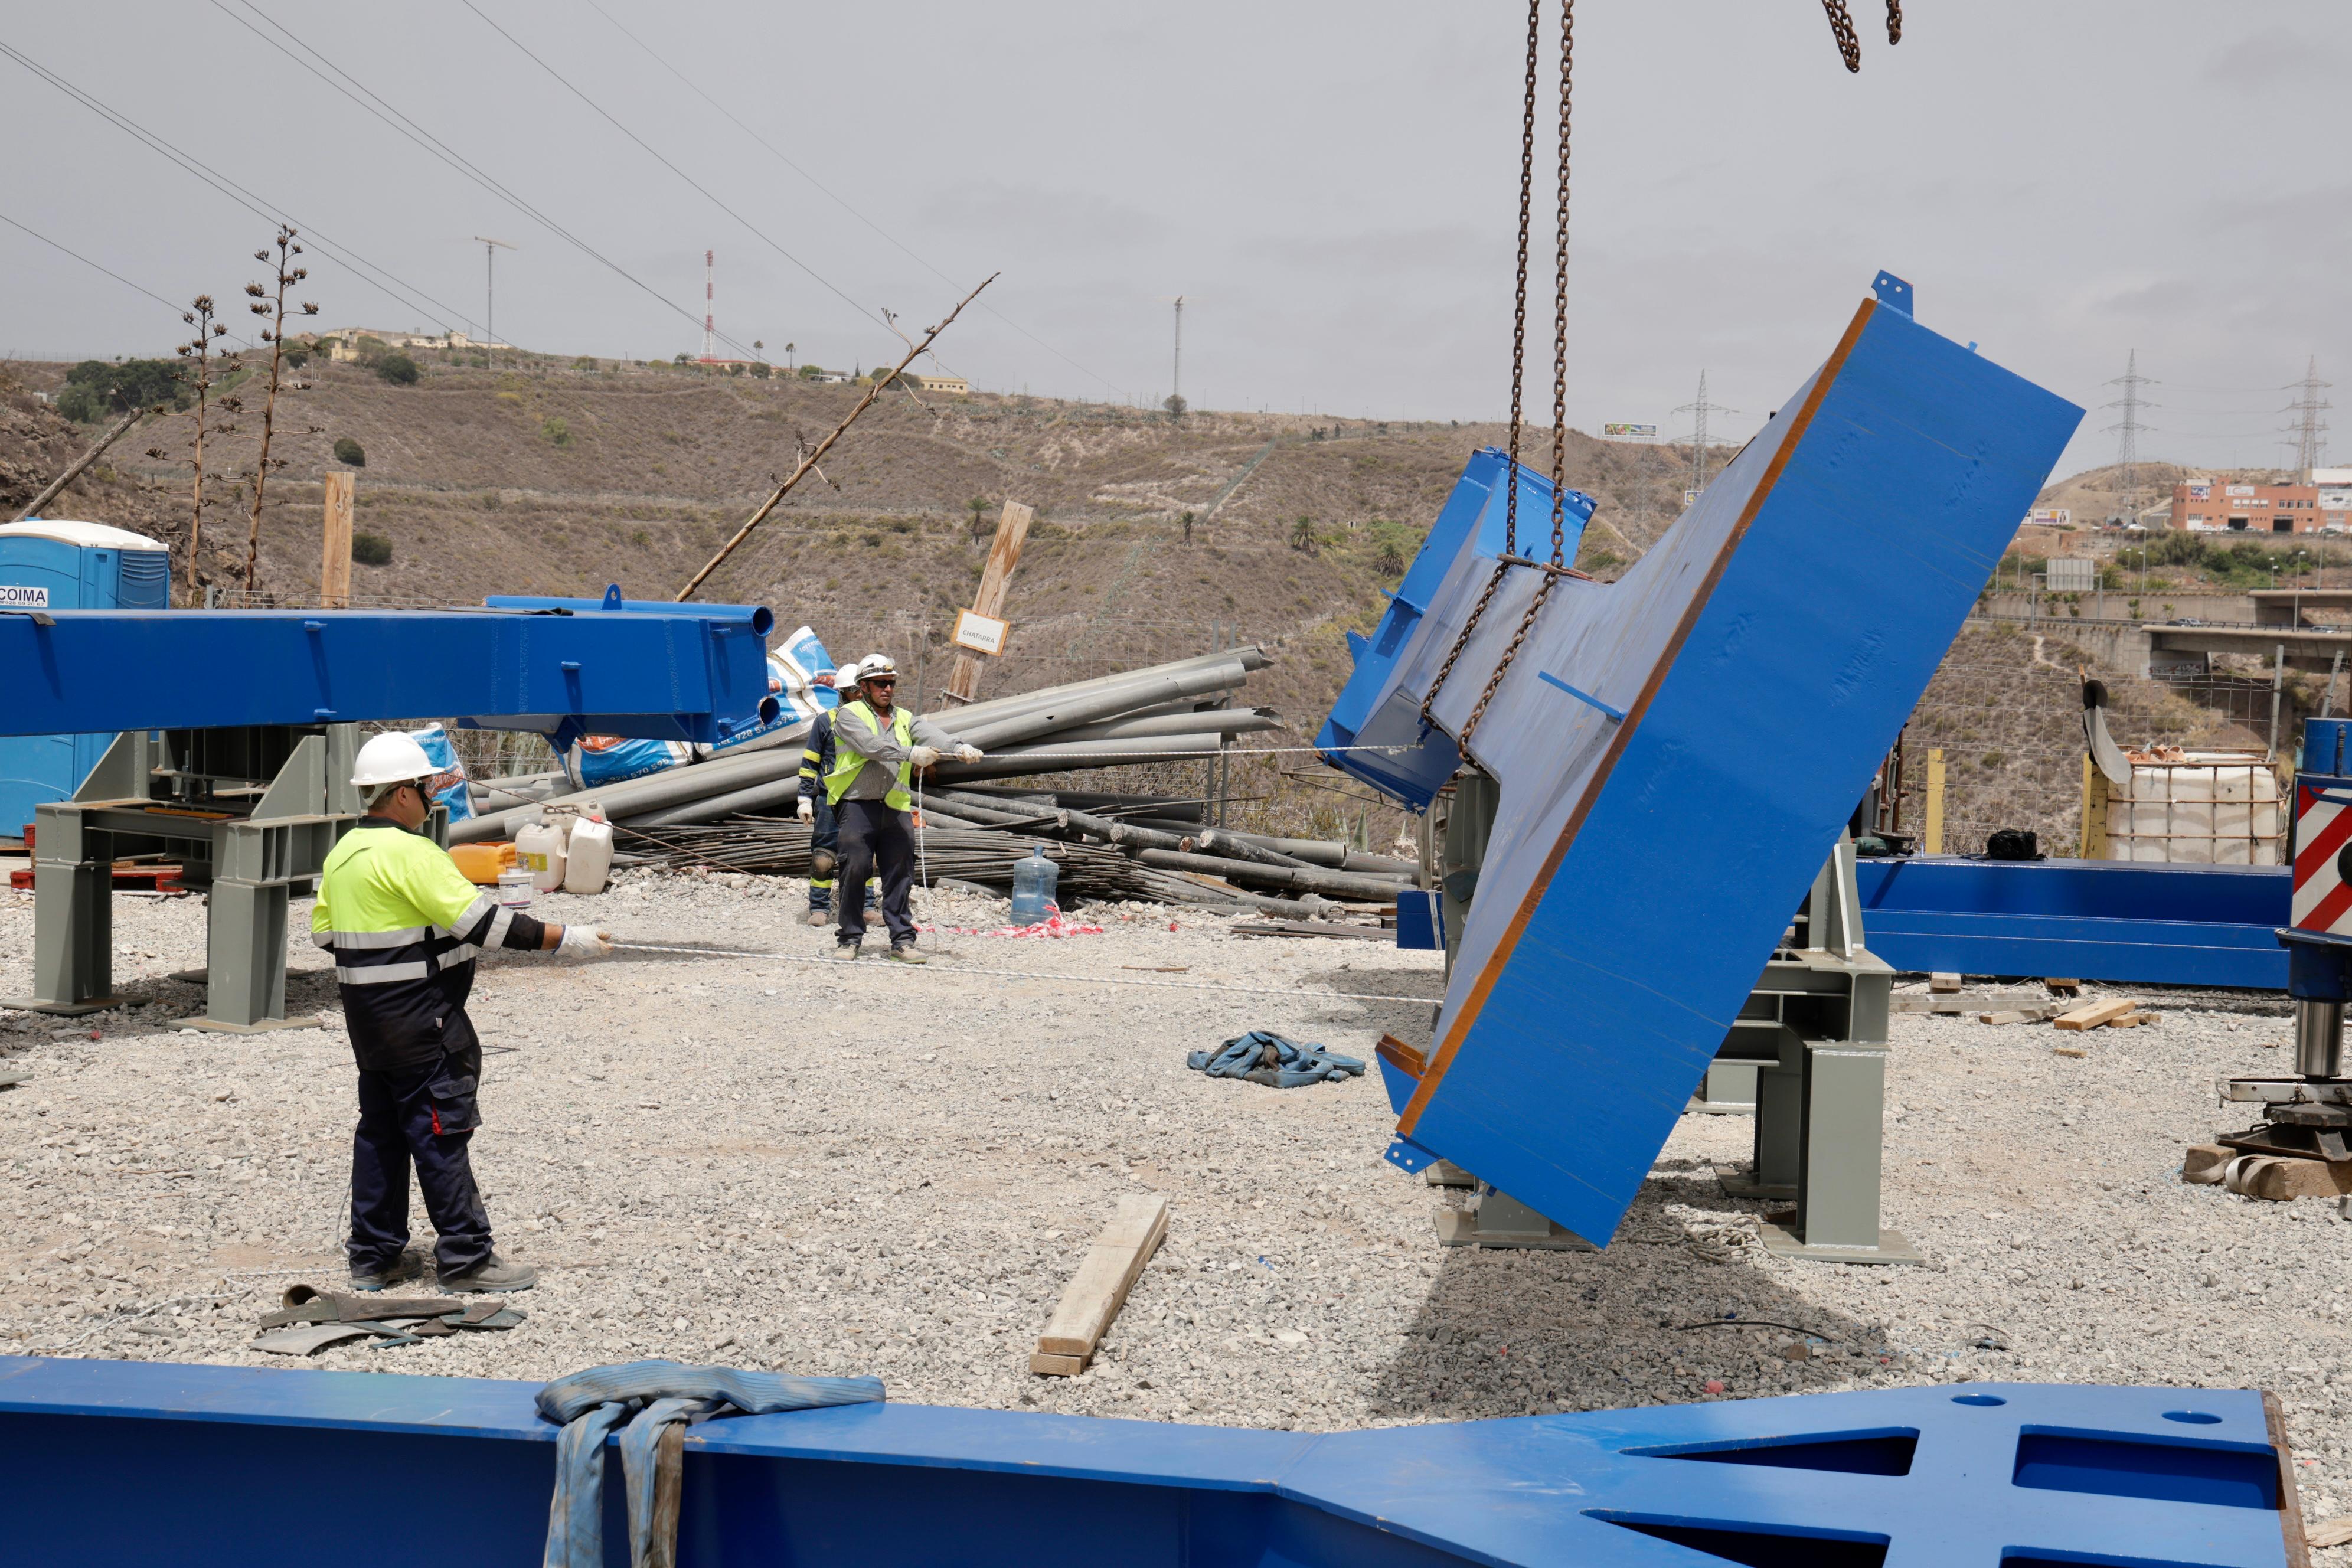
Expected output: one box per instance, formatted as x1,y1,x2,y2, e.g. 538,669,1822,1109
0,1357,2299,1566
0,606,778,744
1321,276,2084,1245
1853,856,2289,991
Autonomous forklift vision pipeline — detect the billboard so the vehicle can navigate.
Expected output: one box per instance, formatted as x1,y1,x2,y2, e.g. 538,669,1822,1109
2046,556,2098,593
1602,422,1658,440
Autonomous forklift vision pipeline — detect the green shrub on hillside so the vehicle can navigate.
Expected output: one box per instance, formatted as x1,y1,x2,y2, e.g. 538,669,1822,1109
351,532,393,566
58,359,187,423
375,352,419,386
332,437,365,467
543,416,571,447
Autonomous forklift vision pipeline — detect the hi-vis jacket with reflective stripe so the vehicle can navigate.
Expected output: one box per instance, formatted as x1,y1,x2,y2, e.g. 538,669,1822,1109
312,818,548,1073
825,699,962,809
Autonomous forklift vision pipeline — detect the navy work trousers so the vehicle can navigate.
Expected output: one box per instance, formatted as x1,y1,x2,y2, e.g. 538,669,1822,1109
808,792,839,912
348,1043,494,1276
835,798,916,948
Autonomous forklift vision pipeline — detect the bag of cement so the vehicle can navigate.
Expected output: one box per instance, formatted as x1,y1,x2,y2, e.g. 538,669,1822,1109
707,626,837,757
568,628,837,782
778,625,841,712
407,724,474,824
570,734,695,789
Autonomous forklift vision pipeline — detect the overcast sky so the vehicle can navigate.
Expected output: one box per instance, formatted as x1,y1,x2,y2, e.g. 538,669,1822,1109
1,2,2342,481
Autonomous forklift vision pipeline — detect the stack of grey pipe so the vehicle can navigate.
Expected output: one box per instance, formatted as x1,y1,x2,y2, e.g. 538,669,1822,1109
454,646,1274,844
449,643,1422,910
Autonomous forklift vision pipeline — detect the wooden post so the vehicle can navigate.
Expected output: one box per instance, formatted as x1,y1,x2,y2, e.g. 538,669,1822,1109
1923,748,1946,855
2079,754,2109,860
943,500,1034,704
320,471,355,609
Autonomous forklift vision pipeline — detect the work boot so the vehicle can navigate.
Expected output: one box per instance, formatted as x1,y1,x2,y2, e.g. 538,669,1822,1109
806,907,831,927
440,1253,538,1293
888,944,927,965
349,1252,418,1292
834,939,861,961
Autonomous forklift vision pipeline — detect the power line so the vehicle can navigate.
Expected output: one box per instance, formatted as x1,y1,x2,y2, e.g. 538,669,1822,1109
213,0,760,361
575,0,1130,401
0,38,477,337
0,210,186,319
455,0,891,346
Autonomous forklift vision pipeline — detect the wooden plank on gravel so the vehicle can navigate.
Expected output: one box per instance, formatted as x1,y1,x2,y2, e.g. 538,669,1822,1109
1229,920,1389,940
1033,1194,1168,1374
2053,999,2135,1031
2105,1010,2162,1028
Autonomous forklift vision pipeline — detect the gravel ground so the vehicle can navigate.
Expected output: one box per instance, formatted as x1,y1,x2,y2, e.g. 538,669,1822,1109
4,864,2350,1539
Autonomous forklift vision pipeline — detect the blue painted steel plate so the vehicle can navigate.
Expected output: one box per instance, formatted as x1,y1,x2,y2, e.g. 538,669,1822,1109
0,1358,2299,1565
0,606,777,744
1318,280,2084,1244
1855,855,2289,990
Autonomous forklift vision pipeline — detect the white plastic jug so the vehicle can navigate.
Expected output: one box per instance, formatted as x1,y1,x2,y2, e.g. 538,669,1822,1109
495,868,535,910
564,818,615,895
515,819,567,893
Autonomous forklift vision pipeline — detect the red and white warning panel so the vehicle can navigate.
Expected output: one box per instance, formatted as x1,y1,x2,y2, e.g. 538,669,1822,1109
2292,783,2352,935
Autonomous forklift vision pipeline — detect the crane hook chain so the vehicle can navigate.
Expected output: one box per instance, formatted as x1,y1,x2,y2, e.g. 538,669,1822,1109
1822,0,1902,73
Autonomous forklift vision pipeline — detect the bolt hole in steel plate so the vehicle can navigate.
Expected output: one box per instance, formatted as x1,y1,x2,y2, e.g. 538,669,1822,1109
1952,1393,2008,1406
2163,1410,2225,1425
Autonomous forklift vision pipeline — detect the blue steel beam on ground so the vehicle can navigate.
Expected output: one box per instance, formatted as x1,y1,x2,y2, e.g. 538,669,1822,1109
1317,273,2086,1246
1854,857,2289,991
0,1357,2301,1565
0,606,778,744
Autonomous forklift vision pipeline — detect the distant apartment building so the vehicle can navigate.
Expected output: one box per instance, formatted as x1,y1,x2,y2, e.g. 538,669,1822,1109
903,372,969,396
317,328,510,361
2168,477,2331,533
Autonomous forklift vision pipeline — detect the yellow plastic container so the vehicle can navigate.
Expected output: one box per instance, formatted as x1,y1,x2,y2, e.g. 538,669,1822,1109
450,841,518,886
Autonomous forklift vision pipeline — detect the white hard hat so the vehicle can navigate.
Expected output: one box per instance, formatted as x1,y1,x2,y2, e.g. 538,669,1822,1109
856,654,898,682
351,731,436,797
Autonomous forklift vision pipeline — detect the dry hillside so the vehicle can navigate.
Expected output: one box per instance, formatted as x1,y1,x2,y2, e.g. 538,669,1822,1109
8,348,2276,854
0,352,1704,841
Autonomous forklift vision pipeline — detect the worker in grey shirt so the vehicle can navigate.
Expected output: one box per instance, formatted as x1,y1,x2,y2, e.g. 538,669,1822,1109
819,654,982,961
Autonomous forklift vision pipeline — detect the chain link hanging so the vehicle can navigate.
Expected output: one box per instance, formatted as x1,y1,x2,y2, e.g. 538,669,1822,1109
1822,0,1902,73
1423,0,1895,753
1418,0,1543,734
1459,0,1574,746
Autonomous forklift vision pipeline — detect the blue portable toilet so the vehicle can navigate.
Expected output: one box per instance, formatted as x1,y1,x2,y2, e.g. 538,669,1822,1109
0,518,172,843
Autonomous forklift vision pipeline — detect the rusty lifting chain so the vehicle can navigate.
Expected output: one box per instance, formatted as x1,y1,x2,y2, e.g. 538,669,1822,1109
1458,0,1577,748
1426,0,1897,756
1417,0,1544,738
1427,0,1581,753
1822,0,1902,74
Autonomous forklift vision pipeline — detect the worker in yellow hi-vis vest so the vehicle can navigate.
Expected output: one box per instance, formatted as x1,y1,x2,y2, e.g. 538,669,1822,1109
313,731,614,1295
825,655,982,962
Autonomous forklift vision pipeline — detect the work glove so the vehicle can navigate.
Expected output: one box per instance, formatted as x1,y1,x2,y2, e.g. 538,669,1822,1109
796,795,814,823
557,925,614,959
909,744,941,768
956,744,985,763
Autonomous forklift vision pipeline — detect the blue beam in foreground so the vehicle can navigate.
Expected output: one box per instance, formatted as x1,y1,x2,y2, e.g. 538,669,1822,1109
1855,857,2289,990
0,606,777,744
0,1358,2298,1566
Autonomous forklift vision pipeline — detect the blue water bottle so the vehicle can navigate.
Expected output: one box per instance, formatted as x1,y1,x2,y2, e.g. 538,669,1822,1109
1010,845,1059,923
